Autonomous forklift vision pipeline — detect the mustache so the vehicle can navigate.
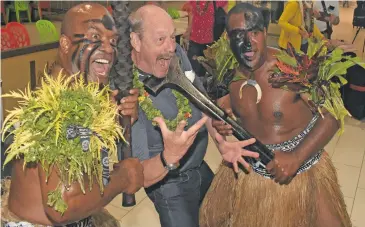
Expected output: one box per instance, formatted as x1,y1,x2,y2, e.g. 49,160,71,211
157,53,175,60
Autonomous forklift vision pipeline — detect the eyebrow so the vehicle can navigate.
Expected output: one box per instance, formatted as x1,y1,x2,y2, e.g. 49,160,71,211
82,19,103,24
155,28,177,36
73,33,85,38
86,24,107,35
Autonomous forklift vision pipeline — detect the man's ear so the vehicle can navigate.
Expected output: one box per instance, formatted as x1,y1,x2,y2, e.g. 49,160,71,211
130,32,141,52
59,35,72,54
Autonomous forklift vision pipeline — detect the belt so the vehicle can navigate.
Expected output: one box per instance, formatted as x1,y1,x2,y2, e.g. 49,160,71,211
250,150,323,178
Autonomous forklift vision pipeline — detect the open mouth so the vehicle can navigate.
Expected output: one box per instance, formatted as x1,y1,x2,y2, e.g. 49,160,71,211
91,58,110,77
243,51,255,60
158,58,171,71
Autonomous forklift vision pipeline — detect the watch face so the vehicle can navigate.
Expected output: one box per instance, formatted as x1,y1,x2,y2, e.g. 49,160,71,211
166,163,180,171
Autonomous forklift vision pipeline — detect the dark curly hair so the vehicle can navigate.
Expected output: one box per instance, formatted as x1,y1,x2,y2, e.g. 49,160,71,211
109,1,133,97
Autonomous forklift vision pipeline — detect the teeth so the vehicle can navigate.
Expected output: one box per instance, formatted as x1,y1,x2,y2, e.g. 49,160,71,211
95,59,109,64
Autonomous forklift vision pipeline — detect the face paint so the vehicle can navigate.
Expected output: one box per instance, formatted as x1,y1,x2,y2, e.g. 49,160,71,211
228,11,266,71
76,40,101,82
83,14,115,31
84,44,102,80
229,29,252,65
68,14,117,84
101,14,114,31
229,28,263,71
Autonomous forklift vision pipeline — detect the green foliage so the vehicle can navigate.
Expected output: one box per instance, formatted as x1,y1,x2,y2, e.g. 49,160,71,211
272,38,365,134
133,66,192,130
47,184,68,215
275,51,298,67
1,69,124,214
195,34,238,82
167,8,180,19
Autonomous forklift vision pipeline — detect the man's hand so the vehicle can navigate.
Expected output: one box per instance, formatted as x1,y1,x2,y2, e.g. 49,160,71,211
212,108,234,136
112,158,144,194
153,116,208,164
112,88,139,125
312,8,321,19
211,95,234,136
266,151,302,185
329,14,339,25
328,39,357,53
182,30,190,41
299,29,309,39
215,133,259,173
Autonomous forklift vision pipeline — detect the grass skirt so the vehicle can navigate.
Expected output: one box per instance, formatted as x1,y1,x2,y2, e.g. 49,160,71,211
199,153,352,227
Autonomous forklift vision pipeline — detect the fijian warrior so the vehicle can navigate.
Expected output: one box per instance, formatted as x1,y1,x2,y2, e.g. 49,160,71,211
1,3,143,227
200,3,352,227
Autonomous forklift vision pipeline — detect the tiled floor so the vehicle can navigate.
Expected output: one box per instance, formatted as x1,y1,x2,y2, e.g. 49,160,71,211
106,4,365,227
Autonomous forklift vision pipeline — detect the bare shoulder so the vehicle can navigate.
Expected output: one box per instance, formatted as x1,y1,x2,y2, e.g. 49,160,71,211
267,47,280,60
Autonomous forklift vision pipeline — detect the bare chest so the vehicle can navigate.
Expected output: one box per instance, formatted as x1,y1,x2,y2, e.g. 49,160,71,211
230,79,312,136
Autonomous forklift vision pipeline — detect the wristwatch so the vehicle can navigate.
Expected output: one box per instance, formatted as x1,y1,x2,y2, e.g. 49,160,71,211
160,151,180,171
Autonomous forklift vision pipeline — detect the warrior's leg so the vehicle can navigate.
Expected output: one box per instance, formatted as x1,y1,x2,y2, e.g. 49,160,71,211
316,188,344,227
314,155,352,227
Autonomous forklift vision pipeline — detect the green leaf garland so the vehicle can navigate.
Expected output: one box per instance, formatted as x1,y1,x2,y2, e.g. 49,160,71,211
1,69,124,214
271,38,365,134
132,66,192,130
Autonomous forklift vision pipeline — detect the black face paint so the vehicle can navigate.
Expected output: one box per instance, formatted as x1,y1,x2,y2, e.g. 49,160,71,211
72,39,90,45
101,14,115,31
70,14,116,83
112,48,117,65
71,44,80,63
77,40,91,70
228,7,265,70
84,44,102,81
83,14,115,31
229,29,252,66
73,34,85,38
72,37,100,70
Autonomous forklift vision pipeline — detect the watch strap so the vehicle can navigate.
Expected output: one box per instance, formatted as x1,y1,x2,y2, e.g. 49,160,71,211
160,151,180,170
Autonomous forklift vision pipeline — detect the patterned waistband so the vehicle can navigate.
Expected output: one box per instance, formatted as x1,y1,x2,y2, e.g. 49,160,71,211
250,115,323,178
3,216,93,227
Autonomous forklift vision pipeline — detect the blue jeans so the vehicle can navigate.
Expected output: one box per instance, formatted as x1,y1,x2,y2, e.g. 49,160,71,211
145,161,213,227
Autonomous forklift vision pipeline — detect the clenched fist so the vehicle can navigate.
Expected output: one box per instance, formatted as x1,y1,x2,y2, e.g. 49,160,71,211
112,158,144,194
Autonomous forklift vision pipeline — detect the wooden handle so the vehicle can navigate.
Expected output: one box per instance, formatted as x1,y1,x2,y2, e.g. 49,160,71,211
116,90,136,207
120,115,136,207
